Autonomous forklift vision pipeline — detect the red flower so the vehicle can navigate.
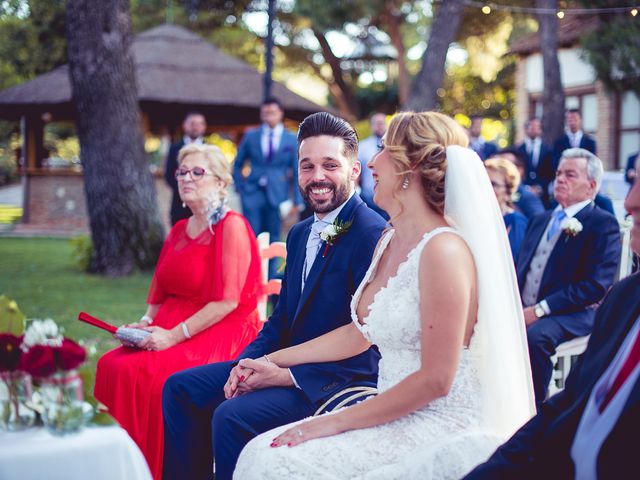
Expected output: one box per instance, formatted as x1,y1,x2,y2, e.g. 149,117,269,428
20,345,56,377
58,338,86,371
20,339,86,378
0,334,22,372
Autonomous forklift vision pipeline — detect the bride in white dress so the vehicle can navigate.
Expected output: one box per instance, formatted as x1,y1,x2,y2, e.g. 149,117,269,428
233,112,536,479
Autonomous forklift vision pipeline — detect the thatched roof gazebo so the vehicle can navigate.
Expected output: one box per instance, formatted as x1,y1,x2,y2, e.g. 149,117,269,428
0,24,326,232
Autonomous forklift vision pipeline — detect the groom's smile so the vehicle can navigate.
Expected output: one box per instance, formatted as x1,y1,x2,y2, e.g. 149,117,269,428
298,135,360,216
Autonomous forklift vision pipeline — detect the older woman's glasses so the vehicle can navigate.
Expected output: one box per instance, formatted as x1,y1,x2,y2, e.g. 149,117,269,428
175,167,214,181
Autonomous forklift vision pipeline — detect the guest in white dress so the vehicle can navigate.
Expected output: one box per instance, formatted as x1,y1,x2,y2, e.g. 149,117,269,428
231,112,536,479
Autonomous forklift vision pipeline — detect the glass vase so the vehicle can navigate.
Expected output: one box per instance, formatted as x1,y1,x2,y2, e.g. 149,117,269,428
0,371,36,431
40,370,91,435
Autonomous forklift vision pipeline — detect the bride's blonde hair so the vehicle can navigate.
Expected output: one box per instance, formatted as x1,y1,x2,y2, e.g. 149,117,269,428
385,111,468,215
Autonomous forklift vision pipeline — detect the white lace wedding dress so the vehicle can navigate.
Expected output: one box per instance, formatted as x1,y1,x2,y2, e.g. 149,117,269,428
234,228,503,480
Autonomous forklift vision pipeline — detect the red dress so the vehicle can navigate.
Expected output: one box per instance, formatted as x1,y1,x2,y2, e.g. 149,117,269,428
94,211,262,479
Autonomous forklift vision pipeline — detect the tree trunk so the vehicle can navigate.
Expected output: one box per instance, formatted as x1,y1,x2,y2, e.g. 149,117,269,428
381,4,410,106
537,0,565,146
404,0,465,111
66,0,164,276
313,29,359,120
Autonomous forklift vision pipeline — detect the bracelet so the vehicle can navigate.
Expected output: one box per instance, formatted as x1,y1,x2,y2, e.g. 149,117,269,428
181,322,192,339
263,354,272,363
140,315,153,325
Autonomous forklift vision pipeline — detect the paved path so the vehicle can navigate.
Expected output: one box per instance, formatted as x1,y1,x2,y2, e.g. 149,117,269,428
0,183,22,205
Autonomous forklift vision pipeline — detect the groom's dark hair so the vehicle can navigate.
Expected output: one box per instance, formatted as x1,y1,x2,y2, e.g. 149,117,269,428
297,112,359,163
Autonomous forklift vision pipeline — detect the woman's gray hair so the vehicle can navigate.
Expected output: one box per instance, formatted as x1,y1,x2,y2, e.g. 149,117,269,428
560,147,603,192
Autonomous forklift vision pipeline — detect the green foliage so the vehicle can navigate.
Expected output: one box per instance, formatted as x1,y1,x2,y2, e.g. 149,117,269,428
69,235,94,272
0,295,26,335
0,0,67,90
581,16,640,95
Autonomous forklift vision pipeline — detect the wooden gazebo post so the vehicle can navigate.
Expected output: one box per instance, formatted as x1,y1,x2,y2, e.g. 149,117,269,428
20,113,46,222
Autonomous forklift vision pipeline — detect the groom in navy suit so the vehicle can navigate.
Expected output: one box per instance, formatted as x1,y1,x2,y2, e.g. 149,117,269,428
516,148,620,405
162,112,387,480
465,177,640,480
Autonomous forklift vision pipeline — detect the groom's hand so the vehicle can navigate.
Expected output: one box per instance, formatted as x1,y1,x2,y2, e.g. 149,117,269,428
224,364,254,399
233,358,293,395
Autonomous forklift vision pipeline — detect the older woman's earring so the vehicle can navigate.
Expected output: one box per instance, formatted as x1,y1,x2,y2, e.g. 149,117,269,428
401,175,410,190
181,202,186,208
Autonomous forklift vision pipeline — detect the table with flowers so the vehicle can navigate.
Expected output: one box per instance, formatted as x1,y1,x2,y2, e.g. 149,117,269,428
1,315,151,480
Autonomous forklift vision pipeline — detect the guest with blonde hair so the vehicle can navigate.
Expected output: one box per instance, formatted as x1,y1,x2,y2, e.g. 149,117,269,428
486,156,529,259
95,144,263,479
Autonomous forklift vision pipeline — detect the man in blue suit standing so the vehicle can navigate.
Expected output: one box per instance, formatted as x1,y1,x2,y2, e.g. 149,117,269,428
162,112,387,480
552,109,597,170
465,175,640,480
468,115,498,161
233,98,303,249
516,148,621,405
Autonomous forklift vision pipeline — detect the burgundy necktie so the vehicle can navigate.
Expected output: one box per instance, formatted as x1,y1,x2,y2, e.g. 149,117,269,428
599,328,640,412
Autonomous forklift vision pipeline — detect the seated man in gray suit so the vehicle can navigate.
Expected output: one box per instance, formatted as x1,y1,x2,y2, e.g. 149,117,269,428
516,148,621,405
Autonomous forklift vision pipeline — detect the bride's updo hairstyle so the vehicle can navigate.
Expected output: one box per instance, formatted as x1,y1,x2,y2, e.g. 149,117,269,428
385,111,468,215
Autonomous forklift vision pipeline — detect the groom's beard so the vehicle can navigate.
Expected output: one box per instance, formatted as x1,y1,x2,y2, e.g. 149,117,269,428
300,180,351,214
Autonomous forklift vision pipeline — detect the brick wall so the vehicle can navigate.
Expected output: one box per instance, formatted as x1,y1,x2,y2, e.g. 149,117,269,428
594,81,617,170
24,172,172,234
514,59,530,145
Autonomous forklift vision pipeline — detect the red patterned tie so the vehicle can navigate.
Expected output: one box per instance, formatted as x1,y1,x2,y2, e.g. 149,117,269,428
599,328,640,413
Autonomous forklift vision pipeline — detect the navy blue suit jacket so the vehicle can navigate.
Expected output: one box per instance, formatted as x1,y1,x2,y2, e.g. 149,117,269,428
516,203,620,316
164,139,192,223
233,127,303,208
552,133,597,170
464,272,640,480
516,141,554,188
626,151,638,185
238,194,386,404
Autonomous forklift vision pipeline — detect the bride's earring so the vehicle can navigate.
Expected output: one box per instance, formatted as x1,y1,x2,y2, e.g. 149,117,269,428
401,175,410,190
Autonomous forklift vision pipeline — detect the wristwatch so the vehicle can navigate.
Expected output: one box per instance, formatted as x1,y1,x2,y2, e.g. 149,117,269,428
533,303,546,319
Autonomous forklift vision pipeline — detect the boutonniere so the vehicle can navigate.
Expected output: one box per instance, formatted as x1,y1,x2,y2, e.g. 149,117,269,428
562,217,583,238
319,219,353,257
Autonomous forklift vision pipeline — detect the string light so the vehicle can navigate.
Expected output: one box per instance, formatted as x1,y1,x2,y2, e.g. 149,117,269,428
457,1,640,16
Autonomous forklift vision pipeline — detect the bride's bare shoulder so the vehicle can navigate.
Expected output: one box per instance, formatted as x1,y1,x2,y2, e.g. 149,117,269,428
420,231,474,272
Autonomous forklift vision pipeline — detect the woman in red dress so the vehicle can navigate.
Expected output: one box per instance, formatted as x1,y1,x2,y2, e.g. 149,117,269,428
94,144,262,479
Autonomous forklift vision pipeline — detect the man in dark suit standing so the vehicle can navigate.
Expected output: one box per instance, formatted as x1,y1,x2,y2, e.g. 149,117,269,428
516,117,553,205
625,151,638,186
552,109,597,170
164,112,207,225
162,112,387,480
464,176,640,480
233,98,303,247
516,148,621,405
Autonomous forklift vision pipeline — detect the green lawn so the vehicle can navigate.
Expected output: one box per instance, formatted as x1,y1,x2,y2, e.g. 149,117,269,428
0,237,154,415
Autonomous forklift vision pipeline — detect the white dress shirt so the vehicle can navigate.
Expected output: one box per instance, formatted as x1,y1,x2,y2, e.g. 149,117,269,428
567,130,584,149
525,137,542,168
571,318,640,480
261,123,284,159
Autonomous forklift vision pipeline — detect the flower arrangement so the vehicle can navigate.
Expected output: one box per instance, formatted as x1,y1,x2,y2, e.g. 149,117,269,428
20,319,86,378
319,219,353,257
562,217,583,237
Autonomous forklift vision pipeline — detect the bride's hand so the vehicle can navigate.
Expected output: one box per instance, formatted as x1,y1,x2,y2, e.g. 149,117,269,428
270,416,343,448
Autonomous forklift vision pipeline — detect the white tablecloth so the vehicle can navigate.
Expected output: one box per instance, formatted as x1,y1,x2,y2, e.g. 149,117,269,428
0,426,152,480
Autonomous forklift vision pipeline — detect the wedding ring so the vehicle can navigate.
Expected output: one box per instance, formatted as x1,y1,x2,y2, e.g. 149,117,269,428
296,428,303,437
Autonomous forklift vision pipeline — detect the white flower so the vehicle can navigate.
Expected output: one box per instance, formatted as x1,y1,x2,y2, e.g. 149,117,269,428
562,217,583,237
320,224,338,242
21,318,63,351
